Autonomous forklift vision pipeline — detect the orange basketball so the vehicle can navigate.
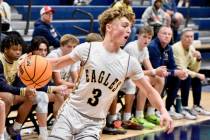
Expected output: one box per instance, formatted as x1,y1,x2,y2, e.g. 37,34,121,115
19,55,52,89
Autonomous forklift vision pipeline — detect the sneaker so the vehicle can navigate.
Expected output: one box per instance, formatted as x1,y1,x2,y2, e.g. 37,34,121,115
181,107,197,120
121,120,144,130
102,126,127,135
131,117,155,129
191,105,210,116
105,120,127,135
6,126,21,140
169,107,184,120
145,114,160,125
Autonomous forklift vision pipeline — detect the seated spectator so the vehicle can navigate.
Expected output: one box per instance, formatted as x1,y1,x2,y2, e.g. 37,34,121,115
47,34,80,87
148,26,188,120
0,35,36,139
172,28,210,119
33,6,61,49
142,0,169,37
85,33,103,42
0,0,12,31
0,99,5,140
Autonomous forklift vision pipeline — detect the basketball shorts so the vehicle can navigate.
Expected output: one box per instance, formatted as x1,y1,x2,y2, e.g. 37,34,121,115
120,79,136,95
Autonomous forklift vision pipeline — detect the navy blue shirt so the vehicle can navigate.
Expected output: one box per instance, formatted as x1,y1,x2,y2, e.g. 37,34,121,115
148,37,177,75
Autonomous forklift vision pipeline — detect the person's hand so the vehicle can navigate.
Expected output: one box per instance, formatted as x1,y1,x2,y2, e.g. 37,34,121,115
155,66,168,77
25,87,36,102
192,50,201,60
53,85,69,96
17,53,32,76
160,111,174,134
166,10,174,16
196,73,205,81
175,69,188,80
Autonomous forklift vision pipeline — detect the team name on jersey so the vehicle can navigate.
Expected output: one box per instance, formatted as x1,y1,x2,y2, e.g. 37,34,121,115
85,69,122,92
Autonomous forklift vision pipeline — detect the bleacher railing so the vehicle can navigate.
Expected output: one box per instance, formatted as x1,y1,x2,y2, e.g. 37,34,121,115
24,0,32,35
72,8,94,34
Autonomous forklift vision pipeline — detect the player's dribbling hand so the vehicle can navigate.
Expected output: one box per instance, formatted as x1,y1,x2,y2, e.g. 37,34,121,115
160,111,174,134
25,87,36,101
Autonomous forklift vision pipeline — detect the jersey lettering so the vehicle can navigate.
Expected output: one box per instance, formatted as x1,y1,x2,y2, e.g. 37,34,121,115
87,88,102,106
91,70,96,82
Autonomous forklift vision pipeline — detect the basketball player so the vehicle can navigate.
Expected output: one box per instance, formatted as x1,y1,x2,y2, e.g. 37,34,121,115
48,7,173,140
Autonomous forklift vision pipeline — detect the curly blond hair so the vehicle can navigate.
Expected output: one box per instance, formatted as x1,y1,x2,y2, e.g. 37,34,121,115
98,7,135,37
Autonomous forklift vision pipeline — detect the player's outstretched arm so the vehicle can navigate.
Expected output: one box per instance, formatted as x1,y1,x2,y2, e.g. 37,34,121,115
47,55,76,70
134,77,174,133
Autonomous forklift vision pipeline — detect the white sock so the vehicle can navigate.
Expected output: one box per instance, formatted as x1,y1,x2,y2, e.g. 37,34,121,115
107,114,118,122
123,113,131,121
0,133,4,140
39,127,48,137
146,107,155,116
13,122,22,131
136,111,144,118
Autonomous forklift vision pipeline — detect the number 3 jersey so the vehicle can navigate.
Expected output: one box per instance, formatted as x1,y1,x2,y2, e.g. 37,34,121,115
67,42,144,119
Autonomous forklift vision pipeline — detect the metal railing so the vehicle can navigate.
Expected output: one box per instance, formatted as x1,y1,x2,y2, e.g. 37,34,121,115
24,0,32,35
72,8,94,34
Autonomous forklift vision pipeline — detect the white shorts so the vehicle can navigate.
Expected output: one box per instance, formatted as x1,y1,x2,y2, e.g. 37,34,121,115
120,79,136,95
49,101,105,140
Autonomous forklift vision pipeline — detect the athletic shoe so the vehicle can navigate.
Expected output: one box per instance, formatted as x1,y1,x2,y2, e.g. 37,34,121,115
181,107,197,120
102,126,126,135
191,105,210,116
168,107,184,120
6,126,21,140
145,114,160,125
131,117,155,129
121,120,144,130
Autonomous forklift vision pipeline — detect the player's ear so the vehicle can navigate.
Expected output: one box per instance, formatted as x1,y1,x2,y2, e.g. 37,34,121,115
106,23,112,32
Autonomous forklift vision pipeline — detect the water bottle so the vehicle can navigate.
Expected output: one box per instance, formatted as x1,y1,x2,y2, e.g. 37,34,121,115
175,95,182,113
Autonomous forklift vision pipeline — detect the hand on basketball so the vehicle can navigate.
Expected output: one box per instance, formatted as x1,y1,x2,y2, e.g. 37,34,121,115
160,111,174,134
25,87,36,101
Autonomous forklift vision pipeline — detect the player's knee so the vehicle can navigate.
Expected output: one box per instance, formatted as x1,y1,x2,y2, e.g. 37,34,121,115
0,100,5,110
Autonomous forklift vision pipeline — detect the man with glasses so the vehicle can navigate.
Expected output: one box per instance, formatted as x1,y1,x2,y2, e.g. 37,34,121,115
148,26,188,120
33,5,61,49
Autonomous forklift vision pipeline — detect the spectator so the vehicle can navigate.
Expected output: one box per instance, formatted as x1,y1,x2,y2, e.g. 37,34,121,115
0,0,12,31
148,26,188,120
162,0,184,41
142,0,169,37
122,26,168,129
47,34,80,87
33,6,61,49
172,28,210,119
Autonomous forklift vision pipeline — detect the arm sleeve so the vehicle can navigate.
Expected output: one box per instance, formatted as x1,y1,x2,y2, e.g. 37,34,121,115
0,61,21,95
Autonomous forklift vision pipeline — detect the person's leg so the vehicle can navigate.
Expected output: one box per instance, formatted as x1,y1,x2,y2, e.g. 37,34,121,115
191,77,201,106
0,92,14,115
165,76,180,111
35,91,49,140
180,76,191,107
0,99,5,140
13,95,34,131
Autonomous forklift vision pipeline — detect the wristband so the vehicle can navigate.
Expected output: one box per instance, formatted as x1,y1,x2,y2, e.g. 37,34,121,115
47,86,54,94
20,88,26,96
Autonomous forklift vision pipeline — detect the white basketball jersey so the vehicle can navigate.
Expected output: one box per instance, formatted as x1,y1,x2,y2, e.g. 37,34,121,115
124,40,149,65
68,42,144,118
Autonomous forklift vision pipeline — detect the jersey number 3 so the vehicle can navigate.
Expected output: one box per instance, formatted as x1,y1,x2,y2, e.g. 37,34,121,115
87,88,102,106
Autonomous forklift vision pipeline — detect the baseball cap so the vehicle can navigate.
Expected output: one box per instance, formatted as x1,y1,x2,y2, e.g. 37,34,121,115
40,6,54,15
